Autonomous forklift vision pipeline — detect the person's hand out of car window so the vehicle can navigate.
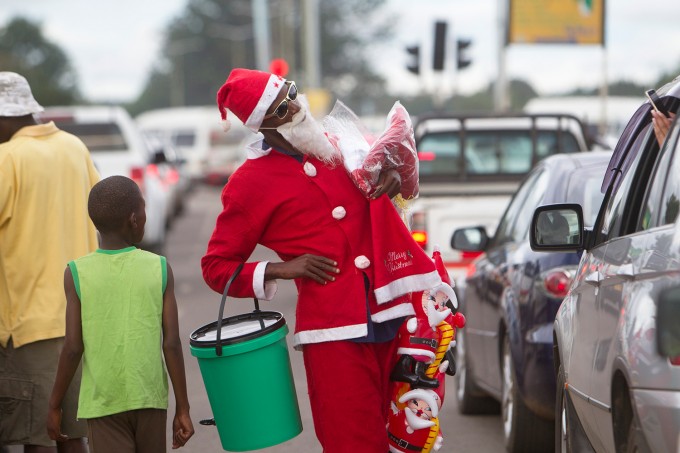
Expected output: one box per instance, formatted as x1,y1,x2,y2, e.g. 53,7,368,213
651,110,676,147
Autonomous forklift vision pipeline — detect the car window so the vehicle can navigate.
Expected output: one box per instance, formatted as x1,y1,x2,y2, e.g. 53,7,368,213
417,132,461,175
516,171,549,240
57,122,128,152
493,168,546,245
418,130,580,178
173,131,196,147
639,129,676,230
599,124,665,242
600,129,651,241
566,165,606,227
657,121,680,226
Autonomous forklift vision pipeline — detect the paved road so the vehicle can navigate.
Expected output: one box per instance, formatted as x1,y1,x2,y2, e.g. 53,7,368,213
164,185,505,452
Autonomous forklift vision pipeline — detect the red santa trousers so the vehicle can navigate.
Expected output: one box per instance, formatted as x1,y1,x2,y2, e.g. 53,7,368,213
303,339,399,453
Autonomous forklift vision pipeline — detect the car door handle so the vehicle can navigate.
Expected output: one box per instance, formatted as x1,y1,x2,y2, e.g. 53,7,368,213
585,271,602,286
615,263,635,280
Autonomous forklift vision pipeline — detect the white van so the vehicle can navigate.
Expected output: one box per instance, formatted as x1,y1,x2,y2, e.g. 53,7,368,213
136,106,252,184
38,106,170,252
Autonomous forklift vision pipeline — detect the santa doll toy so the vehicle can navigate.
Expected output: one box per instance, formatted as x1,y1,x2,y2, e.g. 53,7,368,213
390,285,453,389
387,387,443,453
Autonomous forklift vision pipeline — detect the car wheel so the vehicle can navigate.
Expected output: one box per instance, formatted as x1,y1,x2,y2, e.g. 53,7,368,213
454,330,500,415
555,362,594,453
625,413,651,453
502,334,552,452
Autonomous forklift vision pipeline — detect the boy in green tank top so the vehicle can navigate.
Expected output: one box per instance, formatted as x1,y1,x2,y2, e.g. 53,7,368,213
47,176,194,451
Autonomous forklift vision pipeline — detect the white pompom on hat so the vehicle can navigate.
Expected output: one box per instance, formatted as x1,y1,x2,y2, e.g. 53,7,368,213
216,68,287,133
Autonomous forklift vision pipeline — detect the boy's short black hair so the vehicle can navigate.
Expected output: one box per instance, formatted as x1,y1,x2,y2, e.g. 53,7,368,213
88,176,143,233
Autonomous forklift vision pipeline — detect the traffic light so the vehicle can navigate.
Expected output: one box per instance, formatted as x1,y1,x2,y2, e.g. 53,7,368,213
405,45,420,75
457,39,472,70
433,21,447,71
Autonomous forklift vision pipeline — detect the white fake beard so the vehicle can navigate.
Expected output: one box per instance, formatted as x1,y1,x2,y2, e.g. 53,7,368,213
276,103,340,165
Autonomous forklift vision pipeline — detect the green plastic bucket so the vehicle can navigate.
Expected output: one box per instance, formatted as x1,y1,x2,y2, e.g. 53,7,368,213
190,264,302,451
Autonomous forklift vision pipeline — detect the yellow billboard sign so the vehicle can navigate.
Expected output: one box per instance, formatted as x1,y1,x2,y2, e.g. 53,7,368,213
509,0,605,45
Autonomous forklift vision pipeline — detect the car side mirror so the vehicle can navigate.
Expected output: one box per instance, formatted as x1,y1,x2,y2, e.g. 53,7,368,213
451,226,489,252
530,204,584,252
657,285,680,360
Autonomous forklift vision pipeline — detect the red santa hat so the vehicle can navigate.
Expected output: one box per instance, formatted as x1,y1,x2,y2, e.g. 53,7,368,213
432,246,452,287
215,68,286,132
370,195,442,304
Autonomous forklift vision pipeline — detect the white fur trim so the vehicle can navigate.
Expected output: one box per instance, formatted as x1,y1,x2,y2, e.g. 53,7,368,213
374,270,442,304
396,347,436,361
254,261,277,300
245,74,286,131
370,303,415,323
293,323,367,349
246,139,272,160
400,388,440,418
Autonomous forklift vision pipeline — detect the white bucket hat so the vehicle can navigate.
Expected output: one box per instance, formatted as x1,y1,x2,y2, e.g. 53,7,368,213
0,72,44,117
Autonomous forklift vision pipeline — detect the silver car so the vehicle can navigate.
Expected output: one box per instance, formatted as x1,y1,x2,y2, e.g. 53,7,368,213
531,75,680,452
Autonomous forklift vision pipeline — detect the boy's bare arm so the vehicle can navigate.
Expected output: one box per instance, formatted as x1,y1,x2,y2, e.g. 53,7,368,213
162,262,194,448
47,266,85,441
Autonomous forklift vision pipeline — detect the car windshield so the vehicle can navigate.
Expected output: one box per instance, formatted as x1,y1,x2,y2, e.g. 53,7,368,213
56,122,128,152
418,129,581,178
568,164,607,227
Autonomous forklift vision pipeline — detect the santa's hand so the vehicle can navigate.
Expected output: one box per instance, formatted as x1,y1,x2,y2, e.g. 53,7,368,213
372,169,401,199
266,255,340,284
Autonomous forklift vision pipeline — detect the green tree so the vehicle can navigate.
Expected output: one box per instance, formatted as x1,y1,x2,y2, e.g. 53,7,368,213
0,17,81,106
129,0,392,116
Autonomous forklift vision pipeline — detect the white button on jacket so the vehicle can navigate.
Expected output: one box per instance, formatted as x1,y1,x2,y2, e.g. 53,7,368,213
332,206,346,220
354,255,370,269
303,162,317,177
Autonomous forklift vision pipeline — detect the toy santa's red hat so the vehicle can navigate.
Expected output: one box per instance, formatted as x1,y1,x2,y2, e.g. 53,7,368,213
432,246,453,287
216,68,286,132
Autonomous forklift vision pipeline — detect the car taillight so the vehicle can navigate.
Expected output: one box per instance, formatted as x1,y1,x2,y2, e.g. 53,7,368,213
461,250,483,261
410,211,426,248
166,168,180,185
466,262,477,278
418,151,436,161
130,167,145,191
542,269,575,298
412,230,427,249
146,163,159,178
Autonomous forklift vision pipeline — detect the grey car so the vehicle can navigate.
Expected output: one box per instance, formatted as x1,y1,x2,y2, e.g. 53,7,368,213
531,75,680,452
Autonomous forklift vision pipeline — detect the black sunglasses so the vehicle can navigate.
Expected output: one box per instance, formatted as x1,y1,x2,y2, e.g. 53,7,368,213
264,81,298,120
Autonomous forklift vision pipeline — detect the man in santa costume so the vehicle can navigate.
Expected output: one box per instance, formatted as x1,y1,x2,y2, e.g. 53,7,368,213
202,68,441,452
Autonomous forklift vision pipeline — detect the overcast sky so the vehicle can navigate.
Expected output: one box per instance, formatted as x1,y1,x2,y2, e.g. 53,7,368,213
2,0,679,103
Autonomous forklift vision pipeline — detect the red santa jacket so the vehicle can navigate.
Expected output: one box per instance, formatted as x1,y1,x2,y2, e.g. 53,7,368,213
202,143,424,346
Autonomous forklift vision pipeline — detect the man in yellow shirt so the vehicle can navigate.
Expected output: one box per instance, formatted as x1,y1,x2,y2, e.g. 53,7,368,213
0,72,99,452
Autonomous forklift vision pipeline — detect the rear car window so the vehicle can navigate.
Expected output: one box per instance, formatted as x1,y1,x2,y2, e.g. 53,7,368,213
56,122,128,152
172,132,196,147
418,130,581,178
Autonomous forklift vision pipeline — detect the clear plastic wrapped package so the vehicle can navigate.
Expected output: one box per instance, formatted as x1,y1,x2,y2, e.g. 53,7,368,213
323,100,419,199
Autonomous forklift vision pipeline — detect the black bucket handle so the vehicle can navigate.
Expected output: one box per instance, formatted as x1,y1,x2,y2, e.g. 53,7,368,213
215,263,264,356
